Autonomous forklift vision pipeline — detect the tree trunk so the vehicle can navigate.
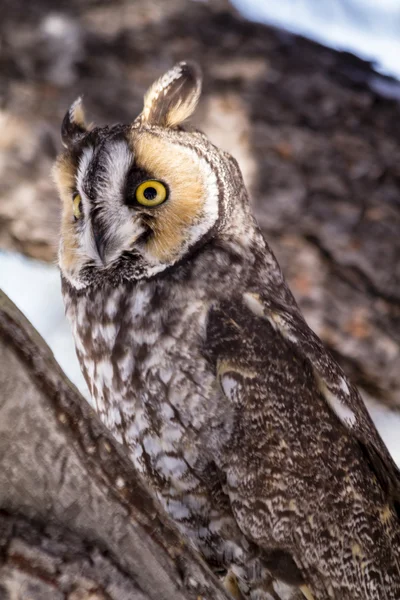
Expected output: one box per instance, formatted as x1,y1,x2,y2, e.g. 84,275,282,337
1,0,399,411
0,289,231,600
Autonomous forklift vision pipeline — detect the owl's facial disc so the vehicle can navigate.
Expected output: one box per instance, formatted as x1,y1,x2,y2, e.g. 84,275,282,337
55,62,234,288
54,125,221,288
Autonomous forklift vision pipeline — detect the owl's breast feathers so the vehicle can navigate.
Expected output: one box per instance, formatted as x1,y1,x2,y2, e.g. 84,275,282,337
205,290,400,599
63,231,400,598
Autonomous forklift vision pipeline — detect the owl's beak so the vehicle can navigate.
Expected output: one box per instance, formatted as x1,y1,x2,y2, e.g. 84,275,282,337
91,218,107,266
93,227,106,265
89,211,146,268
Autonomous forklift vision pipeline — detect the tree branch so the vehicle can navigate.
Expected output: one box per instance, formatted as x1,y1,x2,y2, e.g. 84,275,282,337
0,289,230,600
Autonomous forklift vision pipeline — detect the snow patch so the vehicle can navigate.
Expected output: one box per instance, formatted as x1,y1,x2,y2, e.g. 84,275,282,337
232,0,400,80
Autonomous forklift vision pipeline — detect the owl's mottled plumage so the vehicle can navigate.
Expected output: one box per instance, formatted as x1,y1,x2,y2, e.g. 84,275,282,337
55,62,400,599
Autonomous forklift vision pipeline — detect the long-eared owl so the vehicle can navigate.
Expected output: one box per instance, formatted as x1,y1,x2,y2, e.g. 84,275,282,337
54,61,400,600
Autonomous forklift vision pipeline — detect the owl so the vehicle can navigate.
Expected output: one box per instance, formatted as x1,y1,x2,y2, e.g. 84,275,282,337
54,61,400,600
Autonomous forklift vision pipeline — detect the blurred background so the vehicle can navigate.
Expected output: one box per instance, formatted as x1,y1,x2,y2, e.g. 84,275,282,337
1,0,400,461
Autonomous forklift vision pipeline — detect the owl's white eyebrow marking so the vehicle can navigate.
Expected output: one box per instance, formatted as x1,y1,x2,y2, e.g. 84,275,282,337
97,140,133,203
77,145,94,193
78,139,137,266
97,141,135,265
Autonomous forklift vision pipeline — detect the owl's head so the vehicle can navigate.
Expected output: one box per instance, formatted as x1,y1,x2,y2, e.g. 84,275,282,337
54,62,248,289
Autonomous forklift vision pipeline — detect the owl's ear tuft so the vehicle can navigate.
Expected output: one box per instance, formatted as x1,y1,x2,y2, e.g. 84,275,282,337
61,97,88,149
138,61,202,128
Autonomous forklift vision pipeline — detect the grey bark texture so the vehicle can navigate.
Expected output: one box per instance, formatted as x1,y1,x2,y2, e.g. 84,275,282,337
0,289,231,600
1,0,399,411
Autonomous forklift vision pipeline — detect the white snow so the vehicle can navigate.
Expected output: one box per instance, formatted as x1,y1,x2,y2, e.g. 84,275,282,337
232,0,400,80
365,399,400,467
0,251,89,398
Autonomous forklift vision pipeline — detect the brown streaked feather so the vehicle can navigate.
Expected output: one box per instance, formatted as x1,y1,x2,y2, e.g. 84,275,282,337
206,296,400,599
242,291,400,506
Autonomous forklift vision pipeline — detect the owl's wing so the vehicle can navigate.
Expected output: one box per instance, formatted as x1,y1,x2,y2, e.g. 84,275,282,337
205,293,400,596
207,292,400,503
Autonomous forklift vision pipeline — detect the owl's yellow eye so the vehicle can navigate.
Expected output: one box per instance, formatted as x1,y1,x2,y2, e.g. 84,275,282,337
72,193,82,220
135,180,168,207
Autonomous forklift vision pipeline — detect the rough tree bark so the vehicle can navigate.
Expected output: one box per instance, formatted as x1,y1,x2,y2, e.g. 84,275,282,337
1,0,399,412
0,289,232,600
